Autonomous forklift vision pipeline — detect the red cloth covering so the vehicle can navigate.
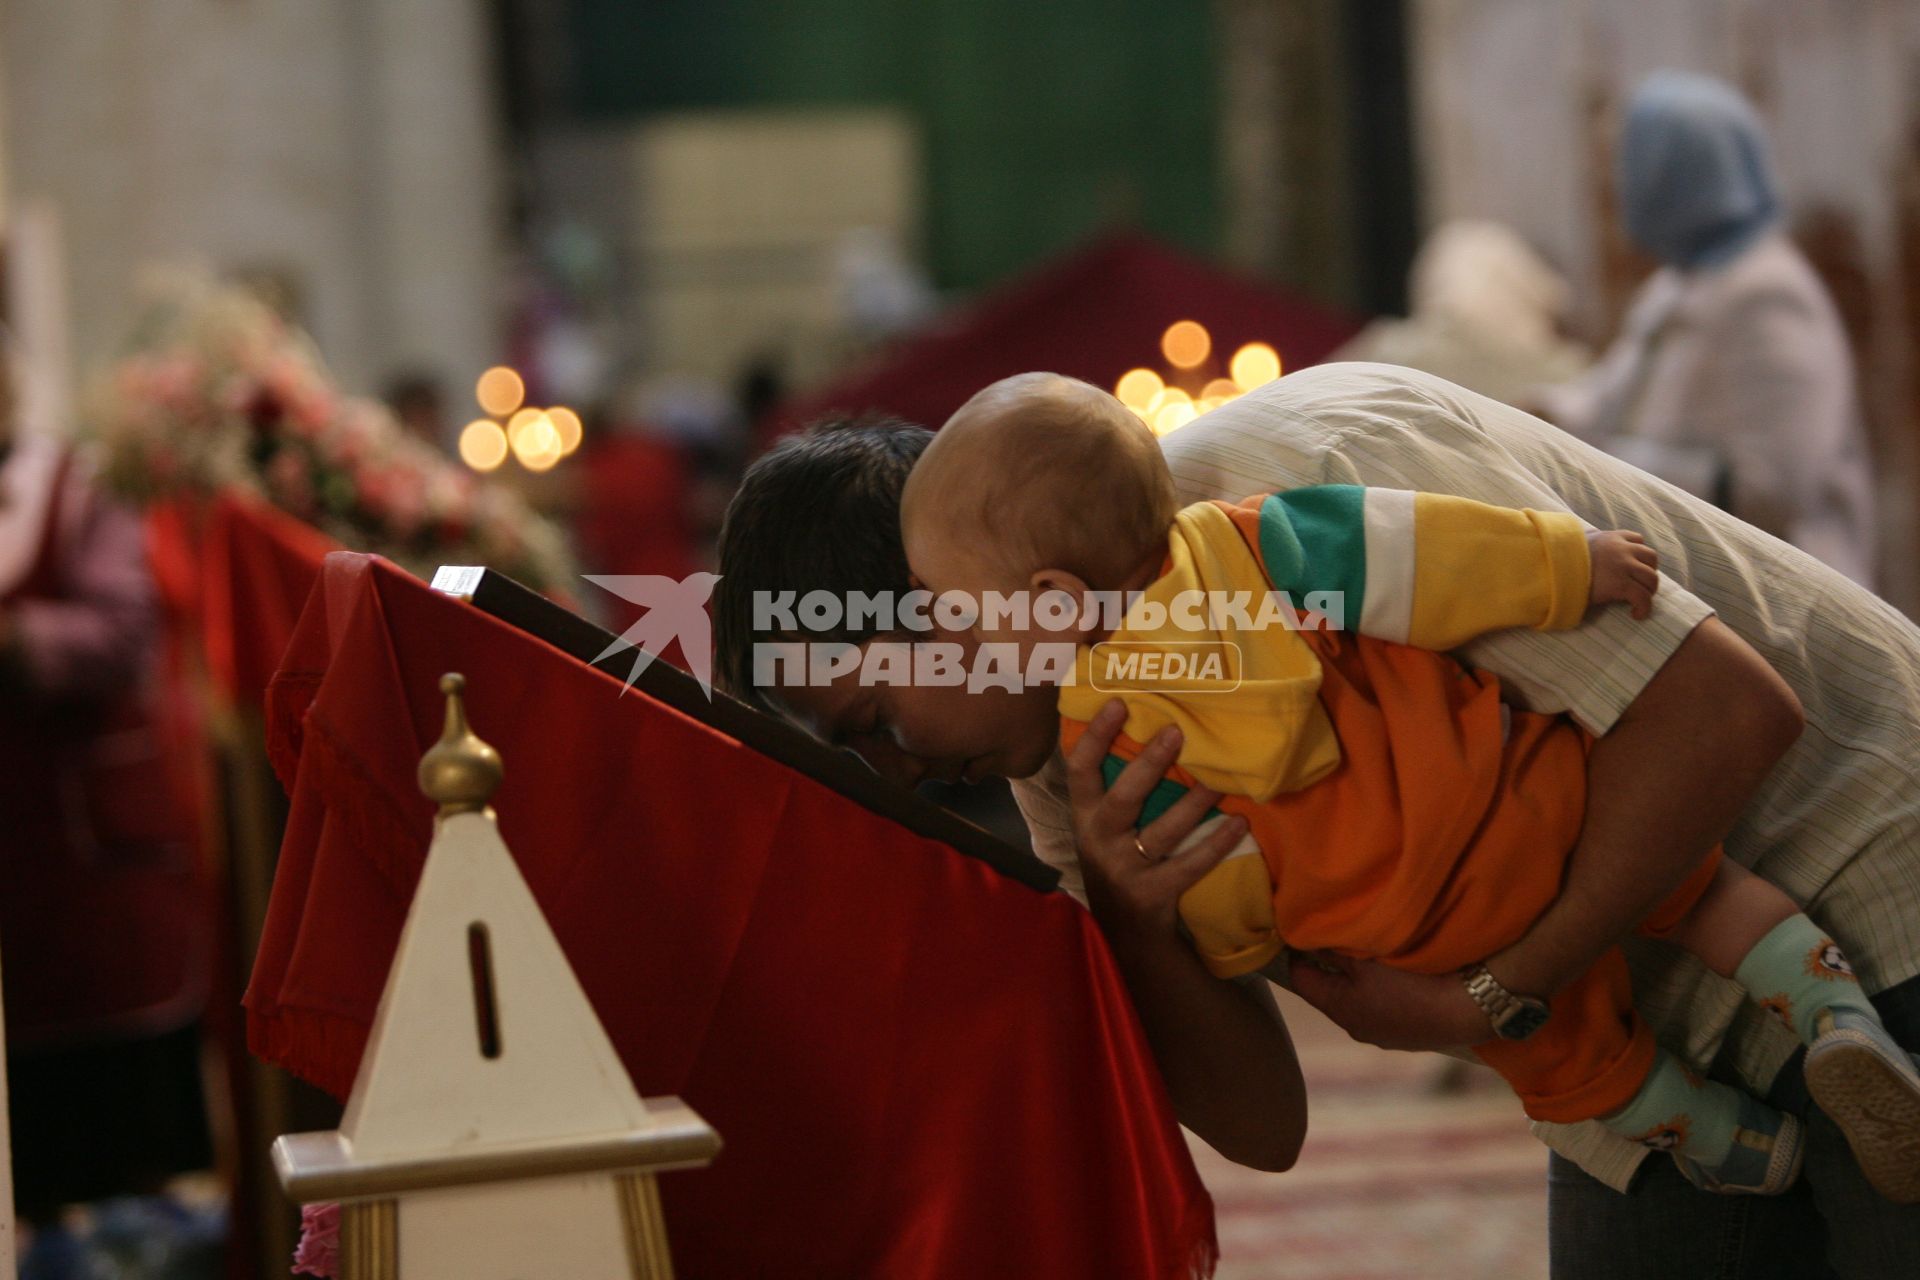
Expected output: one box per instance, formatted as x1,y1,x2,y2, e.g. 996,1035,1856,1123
146,493,341,713
146,494,339,1274
200,494,342,710
770,231,1364,435
248,553,1217,1278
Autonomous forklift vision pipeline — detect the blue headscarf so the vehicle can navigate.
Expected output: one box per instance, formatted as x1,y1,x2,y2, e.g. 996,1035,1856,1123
1618,71,1781,270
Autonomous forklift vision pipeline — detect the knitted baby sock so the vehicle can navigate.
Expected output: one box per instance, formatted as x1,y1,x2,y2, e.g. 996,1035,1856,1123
1600,1048,1741,1166
1734,914,1881,1045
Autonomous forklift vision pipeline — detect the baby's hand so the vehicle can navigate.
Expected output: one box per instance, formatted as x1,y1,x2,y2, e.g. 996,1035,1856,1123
1587,529,1660,620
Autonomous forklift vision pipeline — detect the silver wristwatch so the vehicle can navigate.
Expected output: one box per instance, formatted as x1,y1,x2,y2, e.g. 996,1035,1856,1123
1460,963,1551,1041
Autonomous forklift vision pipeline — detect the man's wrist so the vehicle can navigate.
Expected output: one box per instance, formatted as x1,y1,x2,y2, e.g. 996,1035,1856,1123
1461,962,1552,1041
1482,940,1570,1003
1083,884,1176,953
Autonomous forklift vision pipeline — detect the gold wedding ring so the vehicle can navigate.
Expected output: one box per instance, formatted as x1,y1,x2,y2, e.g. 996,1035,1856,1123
1132,834,1157,864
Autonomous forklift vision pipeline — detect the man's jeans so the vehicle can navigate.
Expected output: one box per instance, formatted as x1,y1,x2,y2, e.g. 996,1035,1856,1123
1548,972,1920,1279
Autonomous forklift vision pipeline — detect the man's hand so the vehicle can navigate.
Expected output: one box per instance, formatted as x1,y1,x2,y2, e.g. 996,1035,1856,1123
1287,954,1491,1052
1063,697,1307,1172
1587,529,1660,619
1066,698,1250,940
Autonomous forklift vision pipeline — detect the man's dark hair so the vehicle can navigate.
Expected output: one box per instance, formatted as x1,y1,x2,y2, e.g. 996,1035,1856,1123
714,415,933,711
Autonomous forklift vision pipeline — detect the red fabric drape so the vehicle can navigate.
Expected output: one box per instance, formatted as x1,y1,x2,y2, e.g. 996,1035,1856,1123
199,493,342,710
144,498,219,870
247,552,1216,1278
147,492,340,714
148,493,338,1280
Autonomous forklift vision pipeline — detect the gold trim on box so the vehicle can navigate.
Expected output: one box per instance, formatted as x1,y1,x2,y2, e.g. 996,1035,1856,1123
617,1172,676,1279
273,1100,722,1200
340,1199,398,1280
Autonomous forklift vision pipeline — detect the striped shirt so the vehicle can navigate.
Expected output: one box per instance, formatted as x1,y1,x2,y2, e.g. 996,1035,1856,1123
1008,361,1920,1190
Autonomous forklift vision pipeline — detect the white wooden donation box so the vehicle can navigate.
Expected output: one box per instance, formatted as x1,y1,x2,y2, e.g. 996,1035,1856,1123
272,674,721,1279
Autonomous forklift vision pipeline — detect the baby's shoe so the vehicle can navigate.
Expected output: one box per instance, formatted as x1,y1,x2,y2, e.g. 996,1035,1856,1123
1668,1091,1804,1195
1803,1008,1920,1203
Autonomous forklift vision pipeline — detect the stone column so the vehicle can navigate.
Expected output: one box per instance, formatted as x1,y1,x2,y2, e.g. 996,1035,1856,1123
0,0,503,402
352,0,504,423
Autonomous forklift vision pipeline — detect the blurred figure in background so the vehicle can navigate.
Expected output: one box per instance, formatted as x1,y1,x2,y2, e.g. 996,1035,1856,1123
1333,219,1592,408
572,399,700,645
1539,71,1878,589
832,226,937,350
383,371,449,447
0,344,214,1272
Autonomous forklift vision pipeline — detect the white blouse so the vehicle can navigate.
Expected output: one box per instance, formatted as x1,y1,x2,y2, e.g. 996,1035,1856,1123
1540,232,1877,589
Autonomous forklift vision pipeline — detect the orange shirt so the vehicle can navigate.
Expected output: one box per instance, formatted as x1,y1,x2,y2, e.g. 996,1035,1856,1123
1058,489,1594,976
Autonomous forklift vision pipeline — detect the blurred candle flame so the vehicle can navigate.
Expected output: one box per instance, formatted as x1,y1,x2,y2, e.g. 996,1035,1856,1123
1160,320,1211,370
475,366,525,417
458,419,508,471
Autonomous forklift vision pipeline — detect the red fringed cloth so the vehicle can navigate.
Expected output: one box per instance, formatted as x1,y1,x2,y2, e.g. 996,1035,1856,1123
247,553,1218,1279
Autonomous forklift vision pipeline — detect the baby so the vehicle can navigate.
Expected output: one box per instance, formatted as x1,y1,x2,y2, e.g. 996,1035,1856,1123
898,372,1920,1202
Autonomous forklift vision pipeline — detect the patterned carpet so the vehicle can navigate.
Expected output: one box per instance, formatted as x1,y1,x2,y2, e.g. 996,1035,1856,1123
1189,989,1549,1280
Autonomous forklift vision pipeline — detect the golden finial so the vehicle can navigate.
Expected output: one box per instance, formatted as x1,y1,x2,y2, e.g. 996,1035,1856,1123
417,673,503,816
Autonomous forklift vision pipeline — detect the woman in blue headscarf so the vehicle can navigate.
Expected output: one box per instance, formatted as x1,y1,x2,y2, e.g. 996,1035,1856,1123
1540,70,1878,588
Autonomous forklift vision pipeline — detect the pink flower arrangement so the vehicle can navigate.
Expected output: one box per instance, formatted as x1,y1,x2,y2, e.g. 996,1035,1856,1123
291,1202,339,1277
85,272,576,591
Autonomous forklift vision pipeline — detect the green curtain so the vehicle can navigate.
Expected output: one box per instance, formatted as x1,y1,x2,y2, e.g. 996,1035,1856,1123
567,0,1221,290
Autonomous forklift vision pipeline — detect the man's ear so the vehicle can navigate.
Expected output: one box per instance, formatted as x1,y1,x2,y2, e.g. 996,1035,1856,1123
1029,567,1099,639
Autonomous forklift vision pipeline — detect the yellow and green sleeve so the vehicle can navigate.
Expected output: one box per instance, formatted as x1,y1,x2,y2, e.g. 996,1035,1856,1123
1252,485,1592,651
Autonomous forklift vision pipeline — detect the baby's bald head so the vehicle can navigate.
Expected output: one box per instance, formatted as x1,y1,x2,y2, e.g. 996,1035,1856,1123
901,372,1177,598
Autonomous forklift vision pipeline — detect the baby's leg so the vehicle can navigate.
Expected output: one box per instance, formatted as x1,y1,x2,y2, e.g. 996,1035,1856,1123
1646,855,1879,1042
1598,1050,1801,1195
1642,855,1798,979
1473,947,1801,1194
1640,854,1920,1203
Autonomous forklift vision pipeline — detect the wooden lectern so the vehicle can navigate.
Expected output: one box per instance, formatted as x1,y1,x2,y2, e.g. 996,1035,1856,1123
271,674,719,1278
